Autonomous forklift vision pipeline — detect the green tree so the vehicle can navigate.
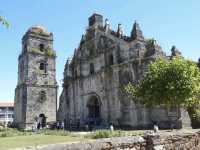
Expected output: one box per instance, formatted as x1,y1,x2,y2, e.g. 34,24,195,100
0,16,9,28
125,57,200,108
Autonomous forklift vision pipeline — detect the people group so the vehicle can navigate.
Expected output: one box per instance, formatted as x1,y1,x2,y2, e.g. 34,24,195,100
56,121,65,129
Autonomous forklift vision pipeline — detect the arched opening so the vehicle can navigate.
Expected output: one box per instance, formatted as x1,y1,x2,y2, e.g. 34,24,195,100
74,70,78,78
39,63,45,70
39,44,44,52
90,63,95,74
39,114,46,128
87,96,101,125
40,91,46,102
39,62,47,73
108,54,114,65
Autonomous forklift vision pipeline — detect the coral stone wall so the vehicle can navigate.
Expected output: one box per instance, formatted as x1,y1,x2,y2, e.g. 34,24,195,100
146,132,200,150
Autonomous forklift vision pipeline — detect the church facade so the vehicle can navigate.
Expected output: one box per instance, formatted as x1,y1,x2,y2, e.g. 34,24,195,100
13,14,191,130
58,14,191,129
14,26,58,129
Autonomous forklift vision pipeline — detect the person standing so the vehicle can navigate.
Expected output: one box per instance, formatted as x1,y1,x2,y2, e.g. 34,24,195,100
61,121,64,130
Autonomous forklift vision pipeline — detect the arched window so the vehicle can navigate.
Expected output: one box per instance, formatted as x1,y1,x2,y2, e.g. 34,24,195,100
39,62,47,73
108,54,114,65
39,44,44,52
74,70,78,78
39,63,45,70
40,91,46,102
39,113,46,128
90,63,94,74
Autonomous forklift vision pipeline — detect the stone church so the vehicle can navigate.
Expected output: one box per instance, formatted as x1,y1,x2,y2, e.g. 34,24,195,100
57,14,191,129
14,26,58,129
13,13,191,130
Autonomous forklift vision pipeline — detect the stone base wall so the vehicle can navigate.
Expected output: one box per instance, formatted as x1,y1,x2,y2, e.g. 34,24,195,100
16,131,200,150
145,132,200,150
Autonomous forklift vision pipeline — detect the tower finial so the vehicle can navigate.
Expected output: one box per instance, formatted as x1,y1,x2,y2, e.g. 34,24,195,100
104,18,111,32
131,21,144,41
134,20,137,24
117,23,123,38
89,13,103,27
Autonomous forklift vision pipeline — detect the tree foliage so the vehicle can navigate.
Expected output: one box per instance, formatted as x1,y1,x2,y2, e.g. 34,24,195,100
0,16,9,28
125,57,200,107
145,38,156,50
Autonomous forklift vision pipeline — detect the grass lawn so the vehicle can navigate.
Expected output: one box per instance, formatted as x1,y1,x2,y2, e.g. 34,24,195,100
0,128,146,150
0,134,83,150
0,128,197,150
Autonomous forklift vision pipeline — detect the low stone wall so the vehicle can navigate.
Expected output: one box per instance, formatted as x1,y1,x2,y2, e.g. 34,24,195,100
13,131,200,150
146,132,200,150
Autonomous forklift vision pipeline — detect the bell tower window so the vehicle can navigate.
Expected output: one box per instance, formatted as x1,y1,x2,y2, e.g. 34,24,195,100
39,44,45,52
40,91,46,102
40,63,45,70
90,63,95,74
39,62,47,73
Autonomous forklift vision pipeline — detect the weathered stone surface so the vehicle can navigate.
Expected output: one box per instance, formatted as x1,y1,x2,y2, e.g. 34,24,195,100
145,131,200,150
14,25,58,129
58,13,191,129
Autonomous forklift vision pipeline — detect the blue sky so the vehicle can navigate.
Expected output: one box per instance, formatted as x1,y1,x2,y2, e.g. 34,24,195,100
0,0,200,102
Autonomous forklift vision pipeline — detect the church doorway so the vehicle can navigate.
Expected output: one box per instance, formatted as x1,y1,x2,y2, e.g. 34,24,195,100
87,96,101,125
39,114,46,128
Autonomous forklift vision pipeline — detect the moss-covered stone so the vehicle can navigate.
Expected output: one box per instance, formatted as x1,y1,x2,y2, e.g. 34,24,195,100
30,48,56,57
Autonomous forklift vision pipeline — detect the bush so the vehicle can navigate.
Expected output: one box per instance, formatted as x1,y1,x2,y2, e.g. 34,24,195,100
92,130,111,139
85,130,140,139
0,128,31,137
40,129,70,136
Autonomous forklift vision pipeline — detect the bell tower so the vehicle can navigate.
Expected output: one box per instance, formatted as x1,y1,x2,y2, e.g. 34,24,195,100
14,25,58,129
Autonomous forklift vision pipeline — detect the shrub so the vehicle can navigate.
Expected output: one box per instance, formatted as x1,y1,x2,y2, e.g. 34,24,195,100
92,130,111,139
0,128,34,138
85,130,125,139
40,129,70,136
